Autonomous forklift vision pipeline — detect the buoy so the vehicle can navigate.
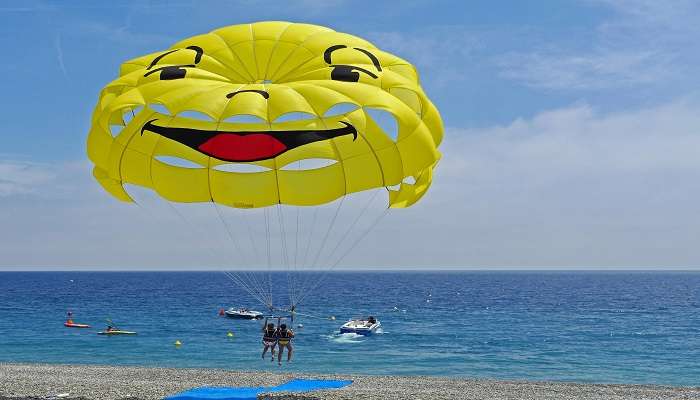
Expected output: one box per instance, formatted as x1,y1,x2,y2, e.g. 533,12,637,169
227,332,234,338
175,340,182,346
218,308,225,316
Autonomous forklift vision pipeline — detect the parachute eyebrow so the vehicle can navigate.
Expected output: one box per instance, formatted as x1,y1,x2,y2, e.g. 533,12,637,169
324,45,347,64
187,45,204,64
147,49,179,70
324,45,382,72
353,47,382,71
146,45,204,70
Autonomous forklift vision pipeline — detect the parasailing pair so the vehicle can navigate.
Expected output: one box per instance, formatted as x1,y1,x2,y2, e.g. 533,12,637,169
86,21,443,317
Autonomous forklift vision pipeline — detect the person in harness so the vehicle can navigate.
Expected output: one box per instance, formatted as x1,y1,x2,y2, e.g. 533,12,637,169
261,318,277,361
276,323,295,366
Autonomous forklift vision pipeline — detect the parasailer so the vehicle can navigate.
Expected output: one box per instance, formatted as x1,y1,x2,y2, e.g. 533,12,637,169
261,317,277,361
86,21,442,347
275,323,295,366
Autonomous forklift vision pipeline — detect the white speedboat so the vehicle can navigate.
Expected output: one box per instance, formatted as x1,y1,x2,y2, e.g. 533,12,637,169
224,308,264,319
339,316,381,336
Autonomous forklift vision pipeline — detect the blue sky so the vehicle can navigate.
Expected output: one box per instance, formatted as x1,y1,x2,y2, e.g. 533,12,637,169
1,0,699,268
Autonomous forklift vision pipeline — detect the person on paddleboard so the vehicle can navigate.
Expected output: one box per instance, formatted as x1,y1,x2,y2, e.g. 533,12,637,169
276,323,294,366
261,318,277,361
66,311,74,325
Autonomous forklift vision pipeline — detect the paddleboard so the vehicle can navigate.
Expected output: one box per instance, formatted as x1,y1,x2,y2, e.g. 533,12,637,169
64,322,91,328
97,330,137,335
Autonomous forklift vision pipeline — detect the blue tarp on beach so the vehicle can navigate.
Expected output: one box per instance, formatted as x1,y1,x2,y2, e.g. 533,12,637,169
164,378,353,400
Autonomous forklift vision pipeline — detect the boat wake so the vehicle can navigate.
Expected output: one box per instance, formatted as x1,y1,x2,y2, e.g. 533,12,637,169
324,332,366,344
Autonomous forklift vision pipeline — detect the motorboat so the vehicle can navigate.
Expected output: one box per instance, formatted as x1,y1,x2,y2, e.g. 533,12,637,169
224,308,264,319
339,316,381,335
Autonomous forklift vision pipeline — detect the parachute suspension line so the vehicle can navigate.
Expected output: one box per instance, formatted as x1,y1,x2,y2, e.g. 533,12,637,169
222,271,270,309
222,271,264,307
241,208,261,266
155,199,269,309
209,205,267,308
243,207,271,307
311,195,346,269
293,189,381,307
323,188,382,268
263,206,273,311
276,204,293,308
290,161,302,307
294,200,301,269
297,206,320,303
301,207,319,268
291,204,301,307
213,203,270,309
289,309,335,321
295,196,345,303
295,206,390,308
231,207,268,306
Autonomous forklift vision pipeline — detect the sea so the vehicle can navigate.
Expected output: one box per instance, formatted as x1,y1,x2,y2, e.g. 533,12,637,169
0,271,699,386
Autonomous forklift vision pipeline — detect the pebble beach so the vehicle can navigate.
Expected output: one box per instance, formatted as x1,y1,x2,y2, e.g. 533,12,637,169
1,364,700,400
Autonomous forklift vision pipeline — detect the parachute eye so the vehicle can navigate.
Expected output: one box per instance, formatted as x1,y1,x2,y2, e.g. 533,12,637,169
330,65,378,82
144,46,204,81
325,45,381,83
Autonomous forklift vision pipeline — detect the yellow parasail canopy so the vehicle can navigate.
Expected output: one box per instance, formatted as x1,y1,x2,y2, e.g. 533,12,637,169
87,21,443,209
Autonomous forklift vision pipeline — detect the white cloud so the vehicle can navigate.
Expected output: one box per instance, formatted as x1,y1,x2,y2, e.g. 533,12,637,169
497,0,700,91
1,98,699,268
0,160,56,197
75,21,170,46
383,97,700,267
497,50,672,90
366,27,482,86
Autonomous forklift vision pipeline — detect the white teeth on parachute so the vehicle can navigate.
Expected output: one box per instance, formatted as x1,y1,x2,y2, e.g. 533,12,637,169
274,112,317,123
222,114,267,124
280,159,338,171
154,156,205,169
177,110,215,122
213,163,272,173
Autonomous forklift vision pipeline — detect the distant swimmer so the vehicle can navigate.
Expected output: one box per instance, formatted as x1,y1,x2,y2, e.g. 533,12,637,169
261,318,277,361
276,323,295,366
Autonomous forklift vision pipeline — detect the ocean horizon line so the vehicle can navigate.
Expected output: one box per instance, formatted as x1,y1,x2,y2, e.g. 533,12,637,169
1,267,699,272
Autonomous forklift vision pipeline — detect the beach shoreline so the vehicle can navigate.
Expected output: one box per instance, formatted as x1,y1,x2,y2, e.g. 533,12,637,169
1,363,699,400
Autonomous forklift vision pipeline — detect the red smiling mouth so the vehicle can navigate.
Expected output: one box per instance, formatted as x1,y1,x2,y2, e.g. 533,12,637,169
198,133,288,161
141,120,357,162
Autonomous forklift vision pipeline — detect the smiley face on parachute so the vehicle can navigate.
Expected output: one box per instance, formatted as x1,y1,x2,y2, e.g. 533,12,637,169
87,21,443,209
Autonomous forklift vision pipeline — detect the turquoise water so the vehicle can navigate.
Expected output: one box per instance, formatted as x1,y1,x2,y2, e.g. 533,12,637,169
0,271,699,386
